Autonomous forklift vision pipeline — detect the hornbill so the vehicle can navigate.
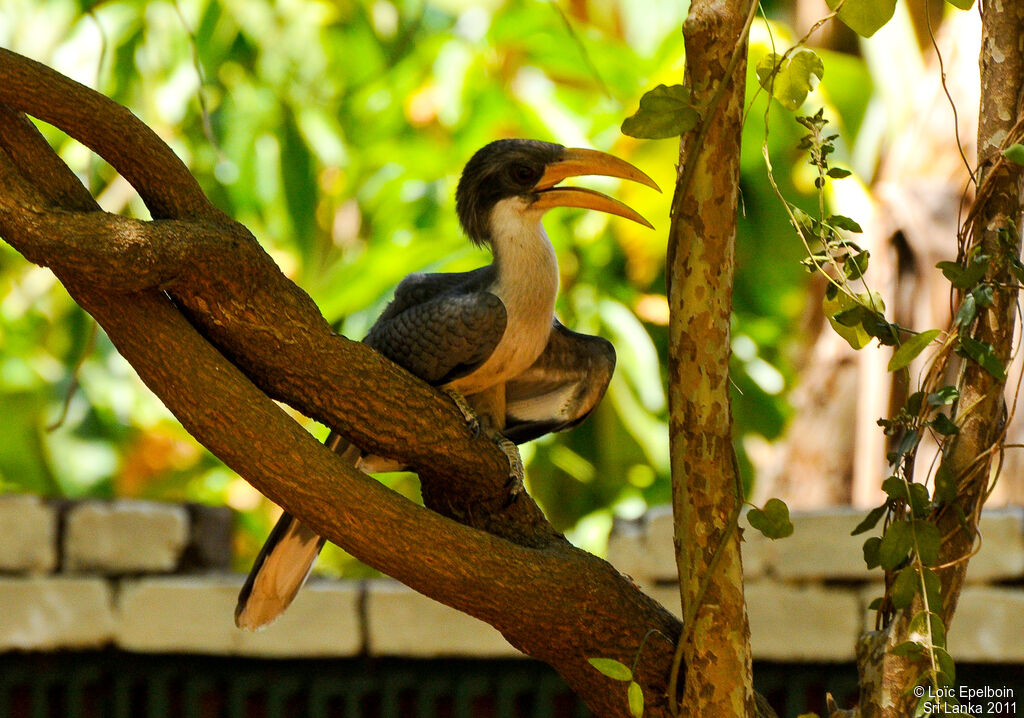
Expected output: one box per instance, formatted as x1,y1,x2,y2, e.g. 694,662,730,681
236,139,659,630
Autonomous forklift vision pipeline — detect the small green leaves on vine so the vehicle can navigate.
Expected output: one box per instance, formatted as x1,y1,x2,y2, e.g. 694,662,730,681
747,498,794,539
621,84,699,140
937,254,990,289
825,0,897,38
824,289,895,349
755,49,823,111
888,329,940,372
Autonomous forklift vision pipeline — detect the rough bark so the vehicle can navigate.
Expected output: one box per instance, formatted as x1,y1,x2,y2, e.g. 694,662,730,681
666,0,757,715
855,5,1024,716
0,48,685,717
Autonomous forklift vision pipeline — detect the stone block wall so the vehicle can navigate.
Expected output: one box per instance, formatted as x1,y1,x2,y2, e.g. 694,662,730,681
0,496,1021,664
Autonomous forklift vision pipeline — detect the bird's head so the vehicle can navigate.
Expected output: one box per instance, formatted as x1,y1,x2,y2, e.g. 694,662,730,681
455,139,660,246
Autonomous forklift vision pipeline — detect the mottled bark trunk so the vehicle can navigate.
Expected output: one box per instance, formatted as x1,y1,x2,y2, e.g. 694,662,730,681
667,0,757,715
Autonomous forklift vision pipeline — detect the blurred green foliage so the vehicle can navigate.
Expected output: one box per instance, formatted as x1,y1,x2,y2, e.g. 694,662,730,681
0,0,873,572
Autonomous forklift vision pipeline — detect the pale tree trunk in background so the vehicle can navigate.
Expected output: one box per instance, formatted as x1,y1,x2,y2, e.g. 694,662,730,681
668,0,758,714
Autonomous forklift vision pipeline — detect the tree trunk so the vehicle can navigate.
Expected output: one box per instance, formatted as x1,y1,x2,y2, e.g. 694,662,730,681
667,0,758,715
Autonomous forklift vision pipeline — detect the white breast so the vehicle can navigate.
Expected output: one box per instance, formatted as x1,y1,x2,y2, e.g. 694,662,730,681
447,197,558,395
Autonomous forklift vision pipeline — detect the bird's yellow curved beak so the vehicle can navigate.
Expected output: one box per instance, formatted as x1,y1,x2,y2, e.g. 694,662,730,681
532,148,661,229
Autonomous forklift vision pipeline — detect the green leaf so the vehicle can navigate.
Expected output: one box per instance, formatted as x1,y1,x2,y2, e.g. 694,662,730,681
827,167,852,179
628,681,644,718
828,214,863,233
879,521,914,570
826,0,897,37
957,335,1007,381
844,250,870,279
909,611,947,649
756,49,824,111
908,482,931,518
929,412,959,436
934,646,956,684
927,386,958,406
867,596,883,611
954,294,977,328
863,536,882,569
747,498,795,539
892,566,917,609
921,567,943,609
972,283,994,308
1002,143,1024,166
937,255,989,289
933,463,957,504
906,391,925,415
823,290,886,350
914,520,941,566
852,504,887,535
588,658,633,682
888,329,940,372
881,475,906,501
944,0,973,9
621,85,700,140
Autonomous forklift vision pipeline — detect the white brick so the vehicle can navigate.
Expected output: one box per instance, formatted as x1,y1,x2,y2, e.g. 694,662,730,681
969,507,1024,582
0,495,56,572
607,520,651,586
643,506,679,582
366,580,520,658
774,509,873,580
948,587,1024,662
648,582,860,662
116,576,361,657
0,576,113,649
64,500,188,573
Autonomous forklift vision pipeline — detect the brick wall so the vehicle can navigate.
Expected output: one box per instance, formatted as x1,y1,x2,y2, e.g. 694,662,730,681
0,496,1021,664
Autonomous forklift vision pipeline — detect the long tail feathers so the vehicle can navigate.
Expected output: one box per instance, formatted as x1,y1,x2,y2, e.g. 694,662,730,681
235,432,359,631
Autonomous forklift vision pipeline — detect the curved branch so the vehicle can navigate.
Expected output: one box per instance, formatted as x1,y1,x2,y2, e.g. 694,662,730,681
0,47,217,221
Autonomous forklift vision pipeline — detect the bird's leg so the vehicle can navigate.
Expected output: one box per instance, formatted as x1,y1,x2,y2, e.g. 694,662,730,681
443,388,480,439
467,384,525,495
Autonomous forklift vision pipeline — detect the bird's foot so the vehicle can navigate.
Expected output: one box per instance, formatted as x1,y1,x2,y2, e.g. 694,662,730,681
443,388,481,440
493,434,525,496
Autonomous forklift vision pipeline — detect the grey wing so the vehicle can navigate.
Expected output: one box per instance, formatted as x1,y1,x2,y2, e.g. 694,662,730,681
363,290,506,385
503,319,616,444
375,267,494,323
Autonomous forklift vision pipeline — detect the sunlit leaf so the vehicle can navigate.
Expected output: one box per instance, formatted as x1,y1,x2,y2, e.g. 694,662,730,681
826,0,897,37
628,681,644,717
621,84,699,139
588,658,633,682
756,49,824,111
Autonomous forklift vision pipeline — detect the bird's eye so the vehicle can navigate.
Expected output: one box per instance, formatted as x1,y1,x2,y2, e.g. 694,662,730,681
511,164,539,185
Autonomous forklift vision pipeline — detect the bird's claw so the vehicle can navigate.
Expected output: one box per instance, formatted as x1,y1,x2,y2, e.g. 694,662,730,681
494,435,525,496
443,388,481,440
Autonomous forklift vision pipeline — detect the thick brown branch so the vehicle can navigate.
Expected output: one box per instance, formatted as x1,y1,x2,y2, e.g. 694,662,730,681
0,47,217,221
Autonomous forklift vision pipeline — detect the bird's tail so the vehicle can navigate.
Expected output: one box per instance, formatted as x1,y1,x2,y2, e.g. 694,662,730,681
235,432,359,631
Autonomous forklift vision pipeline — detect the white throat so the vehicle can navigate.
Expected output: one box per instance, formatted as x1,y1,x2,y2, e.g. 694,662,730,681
489,197,559,308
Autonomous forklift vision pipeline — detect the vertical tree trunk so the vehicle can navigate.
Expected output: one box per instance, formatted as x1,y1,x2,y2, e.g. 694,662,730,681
667,0,757,714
